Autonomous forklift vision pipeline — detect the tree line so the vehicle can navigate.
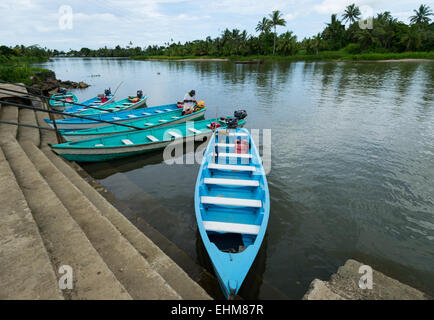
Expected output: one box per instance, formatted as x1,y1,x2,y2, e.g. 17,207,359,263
1,4,433,60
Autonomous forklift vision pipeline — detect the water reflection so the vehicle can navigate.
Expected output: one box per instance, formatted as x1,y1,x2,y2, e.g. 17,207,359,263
38,58,434,298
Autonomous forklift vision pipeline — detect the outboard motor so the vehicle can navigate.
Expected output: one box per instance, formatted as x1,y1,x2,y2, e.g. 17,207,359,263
137,90,143,99
59,88,67,95
226,117,239,129
104,88,111,96
234,110,247,120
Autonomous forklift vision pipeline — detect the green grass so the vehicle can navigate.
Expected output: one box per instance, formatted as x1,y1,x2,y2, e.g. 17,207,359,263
131,51,434,62
0,55,51,85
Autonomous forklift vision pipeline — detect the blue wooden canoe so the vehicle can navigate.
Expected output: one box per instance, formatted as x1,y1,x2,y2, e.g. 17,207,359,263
49,92,78,111
60,108,206,142
63,93,115,114
194,127,269,299
44,104,179,130
51,117,246,162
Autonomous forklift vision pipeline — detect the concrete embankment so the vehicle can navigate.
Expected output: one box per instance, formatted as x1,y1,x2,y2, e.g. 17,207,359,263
0,84,211,300
303,259,430,300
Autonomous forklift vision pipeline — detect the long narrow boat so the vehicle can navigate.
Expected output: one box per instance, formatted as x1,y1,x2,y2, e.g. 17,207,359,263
73,96,147,116
51,117,246,162
194,127,269,299
49,91,79,111
44,103,179,130
61,107,206,142
63,90,115,114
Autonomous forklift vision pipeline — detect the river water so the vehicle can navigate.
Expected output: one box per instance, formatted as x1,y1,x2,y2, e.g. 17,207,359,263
36,58,434,299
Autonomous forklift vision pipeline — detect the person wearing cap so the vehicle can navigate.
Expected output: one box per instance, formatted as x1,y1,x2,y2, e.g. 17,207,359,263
182,90,197,113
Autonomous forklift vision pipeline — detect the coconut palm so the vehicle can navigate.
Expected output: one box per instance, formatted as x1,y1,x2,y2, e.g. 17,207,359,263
410,4,433,25
256,17,272,34
269,10,287,55
342,4,361,25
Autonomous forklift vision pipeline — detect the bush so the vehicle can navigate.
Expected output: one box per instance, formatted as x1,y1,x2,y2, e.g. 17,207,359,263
343,43,362,54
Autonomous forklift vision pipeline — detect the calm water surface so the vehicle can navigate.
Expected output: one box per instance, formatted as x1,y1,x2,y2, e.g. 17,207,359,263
37,58,434,299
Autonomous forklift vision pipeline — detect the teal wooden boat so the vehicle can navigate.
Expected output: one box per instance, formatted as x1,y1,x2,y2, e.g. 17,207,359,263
194,126,269,299
63,89,115,114
51,117,246,162
44,103,179,130
72,96,147,116
49,91,78,111
60,108,206,142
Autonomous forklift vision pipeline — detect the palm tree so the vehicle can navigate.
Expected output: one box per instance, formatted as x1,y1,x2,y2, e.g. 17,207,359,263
410,4,433,25
255,17,272,34
269,10,287,55
342,4,361,25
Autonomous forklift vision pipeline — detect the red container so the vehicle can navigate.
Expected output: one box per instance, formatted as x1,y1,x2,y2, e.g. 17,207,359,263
236,139,249,154
101,97,108,103
177,104,184,109
210,122,221,130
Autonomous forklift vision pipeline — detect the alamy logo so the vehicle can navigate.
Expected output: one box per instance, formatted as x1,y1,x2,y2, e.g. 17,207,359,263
58,265,73,290
358,5,374,30
58,5,73,30
358,265,373,290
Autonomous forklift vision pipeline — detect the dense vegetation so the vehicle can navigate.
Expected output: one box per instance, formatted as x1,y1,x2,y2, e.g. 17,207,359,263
64,4,433,59
0,45,52,85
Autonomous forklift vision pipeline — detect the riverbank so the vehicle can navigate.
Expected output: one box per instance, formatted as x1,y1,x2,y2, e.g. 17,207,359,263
0,84,211,299
131,51,434,62
0,56,89,93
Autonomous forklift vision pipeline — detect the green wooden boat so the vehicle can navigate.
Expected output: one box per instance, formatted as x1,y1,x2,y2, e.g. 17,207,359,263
72,96,147,116
49,92,79,111
60,108,206,142
51,117,246,162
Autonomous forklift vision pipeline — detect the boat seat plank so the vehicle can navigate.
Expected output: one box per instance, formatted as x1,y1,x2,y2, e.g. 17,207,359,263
122,139,134,145
168,131,182,138
95,144,104,147
229,132,248,136
215,143,235,148
201,196,261,208
112,117,121,120
142,112,151,115
147,135,159,142
127,115,137,118
159,120,168,122
203,221,260,235
144,123,154,126
165,109,173,111
212,152,252,159
208,163,256,172
189,128,201,134
204,178,259,187
171,116,180,119
155,110,164,113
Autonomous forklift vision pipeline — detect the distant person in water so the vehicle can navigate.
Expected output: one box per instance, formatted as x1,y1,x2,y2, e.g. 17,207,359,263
182,90,196,114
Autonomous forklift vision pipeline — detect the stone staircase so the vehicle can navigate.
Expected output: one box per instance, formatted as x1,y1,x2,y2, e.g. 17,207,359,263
0,92,211,300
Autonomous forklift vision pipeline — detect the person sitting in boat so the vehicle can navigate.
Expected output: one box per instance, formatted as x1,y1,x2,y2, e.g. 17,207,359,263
182,90,197,114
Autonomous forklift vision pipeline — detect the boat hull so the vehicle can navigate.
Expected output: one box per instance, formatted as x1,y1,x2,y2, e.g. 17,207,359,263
62,109,206,142
194,127,269,299
53,131,212,162
46,104,179,130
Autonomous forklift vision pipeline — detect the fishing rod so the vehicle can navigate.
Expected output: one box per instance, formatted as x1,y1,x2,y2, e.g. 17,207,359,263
0,86,115,113
112,81,124,98
0,100,144,131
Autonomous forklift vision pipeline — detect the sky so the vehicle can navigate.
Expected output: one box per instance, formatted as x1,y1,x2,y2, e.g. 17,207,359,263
0,0,429,51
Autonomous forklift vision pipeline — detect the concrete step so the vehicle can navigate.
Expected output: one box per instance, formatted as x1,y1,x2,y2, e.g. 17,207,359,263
0,147,63,300
17,108,40,147
0,104,19,139
34,102,58,147
41,147,211,300
303,259,430,300
22,141,182,300
0,138,131,300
